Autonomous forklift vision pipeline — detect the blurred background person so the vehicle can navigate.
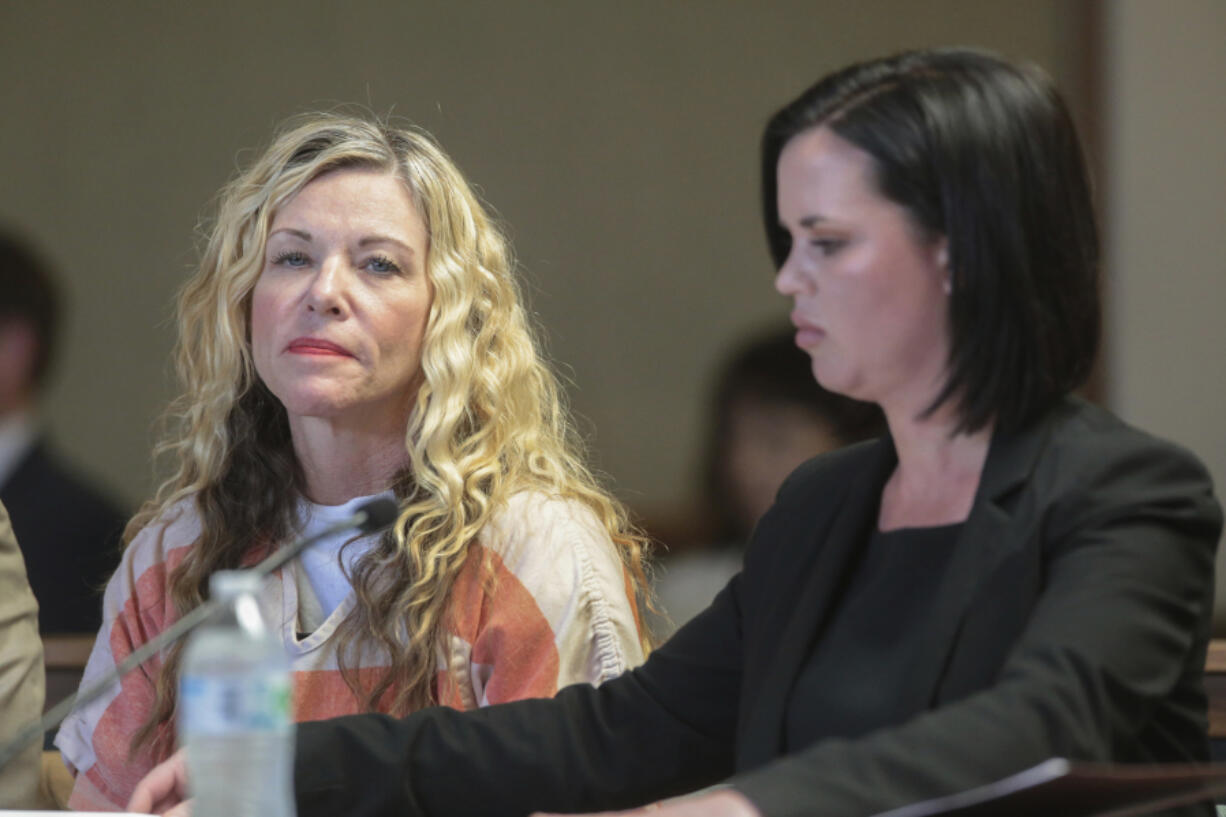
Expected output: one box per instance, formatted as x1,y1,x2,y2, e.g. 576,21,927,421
653,326,883,633
0,231,127,635
55,113,651,811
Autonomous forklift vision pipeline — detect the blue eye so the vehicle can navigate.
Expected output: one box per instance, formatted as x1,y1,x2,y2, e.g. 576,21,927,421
365,254,402,275
272,250,310,268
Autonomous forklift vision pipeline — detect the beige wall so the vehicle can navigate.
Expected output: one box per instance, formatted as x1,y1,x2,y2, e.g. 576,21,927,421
1104,0,1226,627
0,2,1079,520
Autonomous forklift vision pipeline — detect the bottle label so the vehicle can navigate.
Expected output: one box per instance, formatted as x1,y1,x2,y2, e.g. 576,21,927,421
180,672,292,735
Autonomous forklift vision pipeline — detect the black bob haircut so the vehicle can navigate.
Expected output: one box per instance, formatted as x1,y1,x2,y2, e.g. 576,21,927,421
762,48,1100,434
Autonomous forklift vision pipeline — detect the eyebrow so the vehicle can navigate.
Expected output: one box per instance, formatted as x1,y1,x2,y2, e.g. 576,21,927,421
267,228,416,257
777,216,831,232
357,236,415,257
269,227,313,242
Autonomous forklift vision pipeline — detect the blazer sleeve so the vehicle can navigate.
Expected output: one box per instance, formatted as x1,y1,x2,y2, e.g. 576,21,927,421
295,573,744,817
0,500,46,809
731,429,1223,816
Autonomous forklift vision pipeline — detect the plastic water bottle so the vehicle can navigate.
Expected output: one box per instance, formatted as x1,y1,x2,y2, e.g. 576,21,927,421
179,570,295,817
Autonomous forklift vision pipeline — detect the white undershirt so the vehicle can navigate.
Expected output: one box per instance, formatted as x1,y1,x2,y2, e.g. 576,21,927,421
0,410,37,487
294,490,392,629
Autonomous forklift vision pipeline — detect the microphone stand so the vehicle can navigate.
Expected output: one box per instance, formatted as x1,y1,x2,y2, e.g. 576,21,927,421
0,497,398,771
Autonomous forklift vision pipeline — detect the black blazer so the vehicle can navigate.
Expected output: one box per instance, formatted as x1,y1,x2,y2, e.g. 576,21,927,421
295,398,1223,817
0,439,127,633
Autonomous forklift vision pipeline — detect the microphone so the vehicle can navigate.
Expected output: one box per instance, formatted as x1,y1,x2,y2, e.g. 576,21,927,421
0,496,399,771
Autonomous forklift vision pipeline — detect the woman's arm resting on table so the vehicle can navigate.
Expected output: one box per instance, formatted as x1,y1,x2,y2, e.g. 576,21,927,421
290,572,746,817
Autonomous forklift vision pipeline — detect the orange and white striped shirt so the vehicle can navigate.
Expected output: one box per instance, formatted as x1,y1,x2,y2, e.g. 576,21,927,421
56,492,644,811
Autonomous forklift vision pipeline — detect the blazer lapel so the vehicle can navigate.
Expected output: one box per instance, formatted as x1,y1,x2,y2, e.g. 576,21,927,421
892,412,1055,716
739,440,896,770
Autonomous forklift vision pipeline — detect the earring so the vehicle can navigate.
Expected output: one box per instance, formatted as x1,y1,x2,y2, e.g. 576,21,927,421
942,277,952,295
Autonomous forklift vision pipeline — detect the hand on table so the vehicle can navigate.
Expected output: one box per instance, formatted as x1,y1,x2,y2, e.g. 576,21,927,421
127,748,192,816
533,789,761,817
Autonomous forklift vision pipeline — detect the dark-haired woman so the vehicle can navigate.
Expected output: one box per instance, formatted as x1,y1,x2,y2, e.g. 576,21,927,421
132,48,1223,817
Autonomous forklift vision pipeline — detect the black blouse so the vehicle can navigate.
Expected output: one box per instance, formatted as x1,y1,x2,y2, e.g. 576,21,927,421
784,522,964,750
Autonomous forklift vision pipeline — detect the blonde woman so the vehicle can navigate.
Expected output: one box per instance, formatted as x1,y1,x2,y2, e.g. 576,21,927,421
56,113,651,811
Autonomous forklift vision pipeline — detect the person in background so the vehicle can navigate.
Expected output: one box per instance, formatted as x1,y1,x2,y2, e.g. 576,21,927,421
0,231,127,635
57,113,651,810
0,498,47,808
132,49,1222,817
654,327,883,633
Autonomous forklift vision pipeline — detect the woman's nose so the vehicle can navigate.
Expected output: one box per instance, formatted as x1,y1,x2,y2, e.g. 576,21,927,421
305,257,349,316
774,252,808,297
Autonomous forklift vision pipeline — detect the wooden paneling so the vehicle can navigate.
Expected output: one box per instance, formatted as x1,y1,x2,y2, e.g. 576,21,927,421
1205,640,1226,738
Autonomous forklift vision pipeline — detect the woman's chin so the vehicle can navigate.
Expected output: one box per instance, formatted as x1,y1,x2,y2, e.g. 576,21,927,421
281,397,416,439
279,396,355,425
811,365,856,400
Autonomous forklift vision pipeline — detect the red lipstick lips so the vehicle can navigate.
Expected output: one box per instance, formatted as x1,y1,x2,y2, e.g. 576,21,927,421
286,337,353,357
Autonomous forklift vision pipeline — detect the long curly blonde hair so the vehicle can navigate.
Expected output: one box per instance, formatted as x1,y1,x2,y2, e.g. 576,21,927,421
130,112,651,757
